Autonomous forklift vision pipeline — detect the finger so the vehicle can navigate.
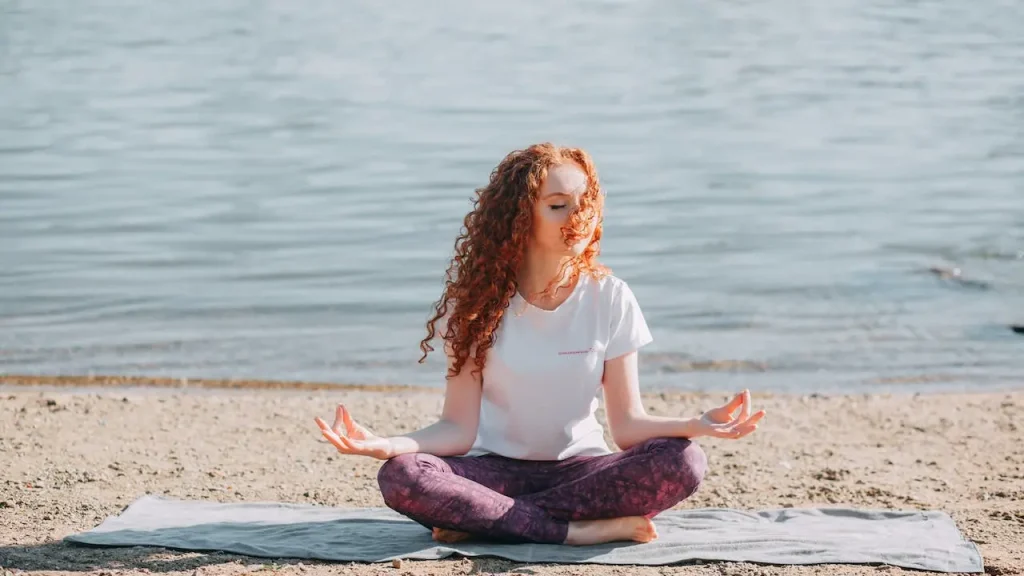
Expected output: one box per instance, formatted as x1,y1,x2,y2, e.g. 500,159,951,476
709,420,737,431
743,410,766,427
315,416,332,433
332,405,346,436
341,404,359,436
709,416,748,432
316,417,355,451
730,409,765,429
718,392,748,426
724,401,747,427
709,419,756,438
724,391,744,415
346,407,379,439
729,390,749,423
721,409,765,432
739,389,752,422
321,425,358,453
317,415,346,435
712,422,745,434
728,413,765,438
710,427,744,439
731,424,759,439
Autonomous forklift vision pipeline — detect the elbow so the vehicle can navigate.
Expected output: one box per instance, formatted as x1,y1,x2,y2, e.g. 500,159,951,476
612,434,641,452
450,432,475,455
453,423,478,455
609,417,643,451
437,414,477,449
609,410,657,451
451,440,475,456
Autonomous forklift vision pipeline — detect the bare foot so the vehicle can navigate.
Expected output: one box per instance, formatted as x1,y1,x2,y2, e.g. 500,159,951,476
431,527,472,543
564,516,658,546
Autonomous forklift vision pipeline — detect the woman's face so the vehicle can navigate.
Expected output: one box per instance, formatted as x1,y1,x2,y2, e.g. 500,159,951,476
531,162,595,256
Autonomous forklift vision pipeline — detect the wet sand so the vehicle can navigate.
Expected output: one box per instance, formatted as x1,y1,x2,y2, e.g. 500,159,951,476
0,376,1021,575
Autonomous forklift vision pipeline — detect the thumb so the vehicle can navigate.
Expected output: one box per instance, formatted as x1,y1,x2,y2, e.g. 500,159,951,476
724,391,744,412
342,406,375,437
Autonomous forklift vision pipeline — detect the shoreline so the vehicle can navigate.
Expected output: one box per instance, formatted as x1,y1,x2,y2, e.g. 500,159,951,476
1,380,1022,575
0,374,428,394
3,373,1020,398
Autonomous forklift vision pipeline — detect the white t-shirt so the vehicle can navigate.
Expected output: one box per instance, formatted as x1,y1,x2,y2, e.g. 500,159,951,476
462,273,653,461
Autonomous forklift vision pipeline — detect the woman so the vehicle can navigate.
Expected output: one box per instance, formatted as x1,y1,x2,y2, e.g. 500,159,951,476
315,143,765,546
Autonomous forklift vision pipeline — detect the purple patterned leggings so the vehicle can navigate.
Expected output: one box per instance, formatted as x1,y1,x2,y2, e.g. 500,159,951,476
376,437,707,544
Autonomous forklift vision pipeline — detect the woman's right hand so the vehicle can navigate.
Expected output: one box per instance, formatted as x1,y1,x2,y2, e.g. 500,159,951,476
314,404,395,460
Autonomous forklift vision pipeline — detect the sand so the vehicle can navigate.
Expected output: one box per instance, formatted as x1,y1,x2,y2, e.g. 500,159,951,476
0,376,1021,576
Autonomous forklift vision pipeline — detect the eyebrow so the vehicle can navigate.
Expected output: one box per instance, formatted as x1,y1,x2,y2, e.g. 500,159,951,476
541,191,572,199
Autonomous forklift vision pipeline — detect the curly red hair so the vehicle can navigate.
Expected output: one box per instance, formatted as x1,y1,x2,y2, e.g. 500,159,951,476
418,143,610,378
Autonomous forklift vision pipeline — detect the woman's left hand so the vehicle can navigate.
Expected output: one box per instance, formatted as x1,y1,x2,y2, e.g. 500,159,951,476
695,389,765,439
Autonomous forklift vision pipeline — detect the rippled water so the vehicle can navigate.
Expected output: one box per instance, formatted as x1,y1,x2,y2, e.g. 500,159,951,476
1,0,1022,393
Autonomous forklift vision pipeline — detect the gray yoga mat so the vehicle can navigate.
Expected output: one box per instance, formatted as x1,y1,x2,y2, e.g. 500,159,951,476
65,495,983,573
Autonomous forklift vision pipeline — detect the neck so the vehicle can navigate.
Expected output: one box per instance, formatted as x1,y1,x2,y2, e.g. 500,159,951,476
519,248,575,298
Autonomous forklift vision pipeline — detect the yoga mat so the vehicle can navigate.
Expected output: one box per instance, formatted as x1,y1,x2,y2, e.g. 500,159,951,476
65,495,983,573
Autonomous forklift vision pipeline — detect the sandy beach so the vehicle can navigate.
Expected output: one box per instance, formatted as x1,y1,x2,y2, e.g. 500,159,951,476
0,376,1021,576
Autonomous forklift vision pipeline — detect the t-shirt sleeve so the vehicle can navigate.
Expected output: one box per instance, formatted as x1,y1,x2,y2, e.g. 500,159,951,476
605,281,654,361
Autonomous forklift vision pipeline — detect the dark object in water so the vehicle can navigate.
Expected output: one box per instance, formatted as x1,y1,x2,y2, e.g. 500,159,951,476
1012,325,1024,335
926,266,991,290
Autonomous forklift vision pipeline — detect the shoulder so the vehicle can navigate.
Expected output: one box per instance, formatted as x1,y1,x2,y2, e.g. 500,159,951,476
583,273,638,305
587,272,631,293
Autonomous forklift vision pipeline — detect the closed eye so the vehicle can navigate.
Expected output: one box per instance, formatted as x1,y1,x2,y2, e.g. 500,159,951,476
550,204,567,210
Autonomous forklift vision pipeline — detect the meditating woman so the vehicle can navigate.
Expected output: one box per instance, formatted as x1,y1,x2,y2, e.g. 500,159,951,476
315,143,765,546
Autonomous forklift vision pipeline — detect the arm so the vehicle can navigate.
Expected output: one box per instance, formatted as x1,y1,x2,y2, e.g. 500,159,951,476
601,351,699,450
387,351,482,457
601,351,765,449
315,346,482,459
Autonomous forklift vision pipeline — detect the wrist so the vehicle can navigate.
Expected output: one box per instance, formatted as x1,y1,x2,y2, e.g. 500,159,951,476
382,437,401,459
674,417,702,439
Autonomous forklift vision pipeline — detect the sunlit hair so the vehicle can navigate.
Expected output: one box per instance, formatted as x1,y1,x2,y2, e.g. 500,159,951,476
418,143,609,379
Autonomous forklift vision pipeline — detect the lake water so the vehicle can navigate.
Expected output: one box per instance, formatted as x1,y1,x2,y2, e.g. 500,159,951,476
1,0,1022,393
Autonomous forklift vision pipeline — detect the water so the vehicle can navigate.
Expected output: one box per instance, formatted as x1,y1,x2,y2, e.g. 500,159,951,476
1,0,1022,393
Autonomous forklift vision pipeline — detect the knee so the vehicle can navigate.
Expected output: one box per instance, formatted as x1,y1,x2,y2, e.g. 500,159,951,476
376,453,427,510
642,437,708,499
677,440,708,494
